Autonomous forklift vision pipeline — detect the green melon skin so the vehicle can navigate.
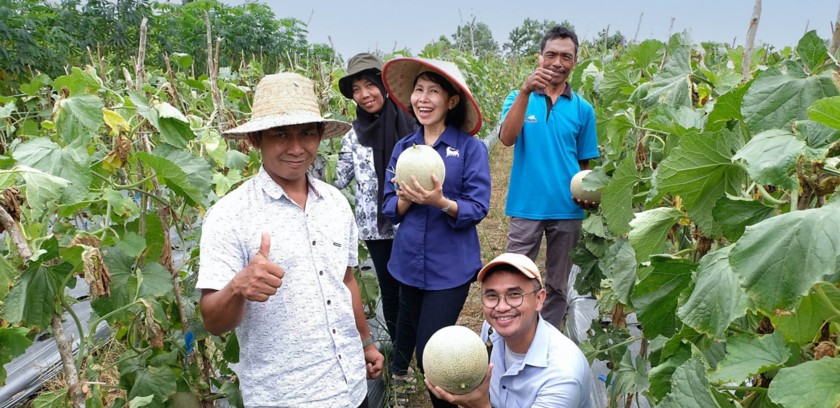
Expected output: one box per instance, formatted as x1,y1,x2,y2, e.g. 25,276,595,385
394,144,445,191
570,169,601,202
423,325,488,395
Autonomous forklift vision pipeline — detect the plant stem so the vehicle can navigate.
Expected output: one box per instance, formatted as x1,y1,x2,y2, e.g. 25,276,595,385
755,184,786,206
62,297,87,370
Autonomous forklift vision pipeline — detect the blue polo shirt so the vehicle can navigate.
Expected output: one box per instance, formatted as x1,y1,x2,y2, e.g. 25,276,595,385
382,125,491,290
501,86,599,220
481,316,592,407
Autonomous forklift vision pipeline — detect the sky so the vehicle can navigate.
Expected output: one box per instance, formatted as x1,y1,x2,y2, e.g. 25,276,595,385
223,0,839,59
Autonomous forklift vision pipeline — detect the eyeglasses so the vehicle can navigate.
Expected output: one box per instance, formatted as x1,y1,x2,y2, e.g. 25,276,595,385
481,289,540,308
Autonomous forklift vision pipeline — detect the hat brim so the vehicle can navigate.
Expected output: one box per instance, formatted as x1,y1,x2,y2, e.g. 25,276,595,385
477,254,542,285
338,68,381,99
382,58,482,136
223,112,351,140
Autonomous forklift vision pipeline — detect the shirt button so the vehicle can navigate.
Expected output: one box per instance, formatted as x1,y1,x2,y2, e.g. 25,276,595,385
502,385,507,390
312,240,316,245
333,329,337,334
327,299,331,305
319,270,324,275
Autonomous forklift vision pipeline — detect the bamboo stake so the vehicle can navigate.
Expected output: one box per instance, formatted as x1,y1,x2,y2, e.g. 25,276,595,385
633,12,644,44
742,0,762,81
829,3,840,57
134,17,148,92
205,12,223,134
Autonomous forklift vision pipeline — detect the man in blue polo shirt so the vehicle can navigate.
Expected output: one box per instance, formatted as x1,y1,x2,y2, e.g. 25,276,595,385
498,25,599,330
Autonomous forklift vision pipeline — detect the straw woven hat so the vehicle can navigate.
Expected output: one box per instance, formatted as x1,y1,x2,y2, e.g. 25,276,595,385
223,73,350,139
382,57,482,136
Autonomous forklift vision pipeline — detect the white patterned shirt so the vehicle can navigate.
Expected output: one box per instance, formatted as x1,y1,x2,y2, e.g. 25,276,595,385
196,166,365,407
334,128,396,241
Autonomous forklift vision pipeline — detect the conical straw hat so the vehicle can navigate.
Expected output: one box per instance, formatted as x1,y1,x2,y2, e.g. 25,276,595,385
223,73,350,139
382,57,482,136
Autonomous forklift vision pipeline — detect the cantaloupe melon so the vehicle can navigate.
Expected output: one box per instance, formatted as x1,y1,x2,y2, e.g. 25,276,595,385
423,325,488,395
394,144,445,191
570,169,601,202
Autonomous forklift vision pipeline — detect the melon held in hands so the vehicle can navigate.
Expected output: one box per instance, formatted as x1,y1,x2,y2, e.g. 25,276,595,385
570,169,601,202
394,144,445,191
423,325,488,395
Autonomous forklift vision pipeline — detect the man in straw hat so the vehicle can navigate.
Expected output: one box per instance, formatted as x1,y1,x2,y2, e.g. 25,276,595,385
498,25,600,331
427,253,592,408
196,72,384,407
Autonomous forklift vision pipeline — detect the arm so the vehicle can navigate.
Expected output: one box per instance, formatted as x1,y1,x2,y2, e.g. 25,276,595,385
426,364,493,408
499,65,553,146
344,267,384,379
531,377,584,408
200,232,284,335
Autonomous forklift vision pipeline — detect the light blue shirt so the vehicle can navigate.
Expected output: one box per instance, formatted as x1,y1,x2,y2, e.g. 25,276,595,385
481,317,592,408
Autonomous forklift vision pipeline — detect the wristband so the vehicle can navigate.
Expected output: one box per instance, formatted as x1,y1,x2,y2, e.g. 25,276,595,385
440,198,452,212
361,337,375,348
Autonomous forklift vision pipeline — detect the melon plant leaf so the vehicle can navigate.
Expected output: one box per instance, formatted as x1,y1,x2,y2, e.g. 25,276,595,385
730,201,840,313
154,101,193,148
2,261,73,331
128,365,177,406
12,138,92,204
706,82,749,131
624,39,665,71
631,256,695,338
128,395,154,408
137,262,174,299
220,380,244,408
32,388,69,408
628,207,682,263
137,146,210,207
642,45,692,108
712,196,776,242
655,128,746,236
0,255,17,301
598,238,636,304
709,332,789,383
793,120,840,160
771,282,840,344
602,157,639,236
582,214,608,239
171,52,193,69
599,64,639,105
609,348,649,399
742,67,839,134
0,327,33,385
657,358,719,408
796,30,829,74
3,165,70,219
55,93,104,145
677,246,750,338
648,345,691,402
732,129,805,190
807,95,840,130
768,357,840,408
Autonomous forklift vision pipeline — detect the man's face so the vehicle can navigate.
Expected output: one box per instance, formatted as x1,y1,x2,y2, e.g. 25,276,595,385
481,270,545,343
540,37,577,86
250,123,322,188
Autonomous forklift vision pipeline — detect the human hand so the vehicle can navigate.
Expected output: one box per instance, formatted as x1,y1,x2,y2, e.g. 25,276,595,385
232,232,285,302
521,55,553,94
364,345,384,379
573,196,600,210
425,364,493,408
403,174,444,207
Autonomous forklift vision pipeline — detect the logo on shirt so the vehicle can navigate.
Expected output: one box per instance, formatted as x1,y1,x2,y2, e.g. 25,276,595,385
525,114,538,123
446,146,460,158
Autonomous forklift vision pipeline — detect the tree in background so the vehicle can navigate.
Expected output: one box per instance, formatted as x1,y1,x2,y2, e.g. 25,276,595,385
451,18,499,58
504,18,575,57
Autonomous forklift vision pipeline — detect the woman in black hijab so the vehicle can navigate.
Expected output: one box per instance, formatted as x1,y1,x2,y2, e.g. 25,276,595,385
335,53,417,402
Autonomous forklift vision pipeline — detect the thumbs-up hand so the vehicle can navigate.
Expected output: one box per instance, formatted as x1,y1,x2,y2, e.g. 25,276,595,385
232,232,286,302
522,54,552,94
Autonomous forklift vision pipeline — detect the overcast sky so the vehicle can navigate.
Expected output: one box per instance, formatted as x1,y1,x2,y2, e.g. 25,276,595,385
224,0,838,58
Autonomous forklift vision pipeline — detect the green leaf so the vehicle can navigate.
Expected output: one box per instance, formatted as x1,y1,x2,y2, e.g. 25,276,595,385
171,52,194,69
631,256,695,338
581,213,608,239
223,332,240,364
598,239,636,304
648,345,691,402
733,129,805,189
796,30,829,73
808,95,840,130
602,157,640,236
712,197,776,242
642,45,692,108
12,138,92,204
730,202,840,313
658,358,719,408
709,332,790,383
655,128,747,235
32,388,70,408
677,246,750,338
128,395,155,408
103,189,141,219
794,120,840,158
0,327,33,385
55,94,104,145
137,146,211,207
768,357,840,408
628,207,682,263
137,262,174,299
154,102,193,148
0,255,17,301
128,365,177,406
742,67,839,134
609,348,649,399
1,165,70,219
771,282,840,343
118,232,147,258
625,39,665,70
220,380,244,408
3,262,73,331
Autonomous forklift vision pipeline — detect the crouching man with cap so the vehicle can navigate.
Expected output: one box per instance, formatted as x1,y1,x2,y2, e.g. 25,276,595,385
427,253,592,408
196,73,384,407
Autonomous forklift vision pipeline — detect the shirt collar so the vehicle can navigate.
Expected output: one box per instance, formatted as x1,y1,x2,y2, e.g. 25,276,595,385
408,125,460,148
539,82,574,101
256,165,323,202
